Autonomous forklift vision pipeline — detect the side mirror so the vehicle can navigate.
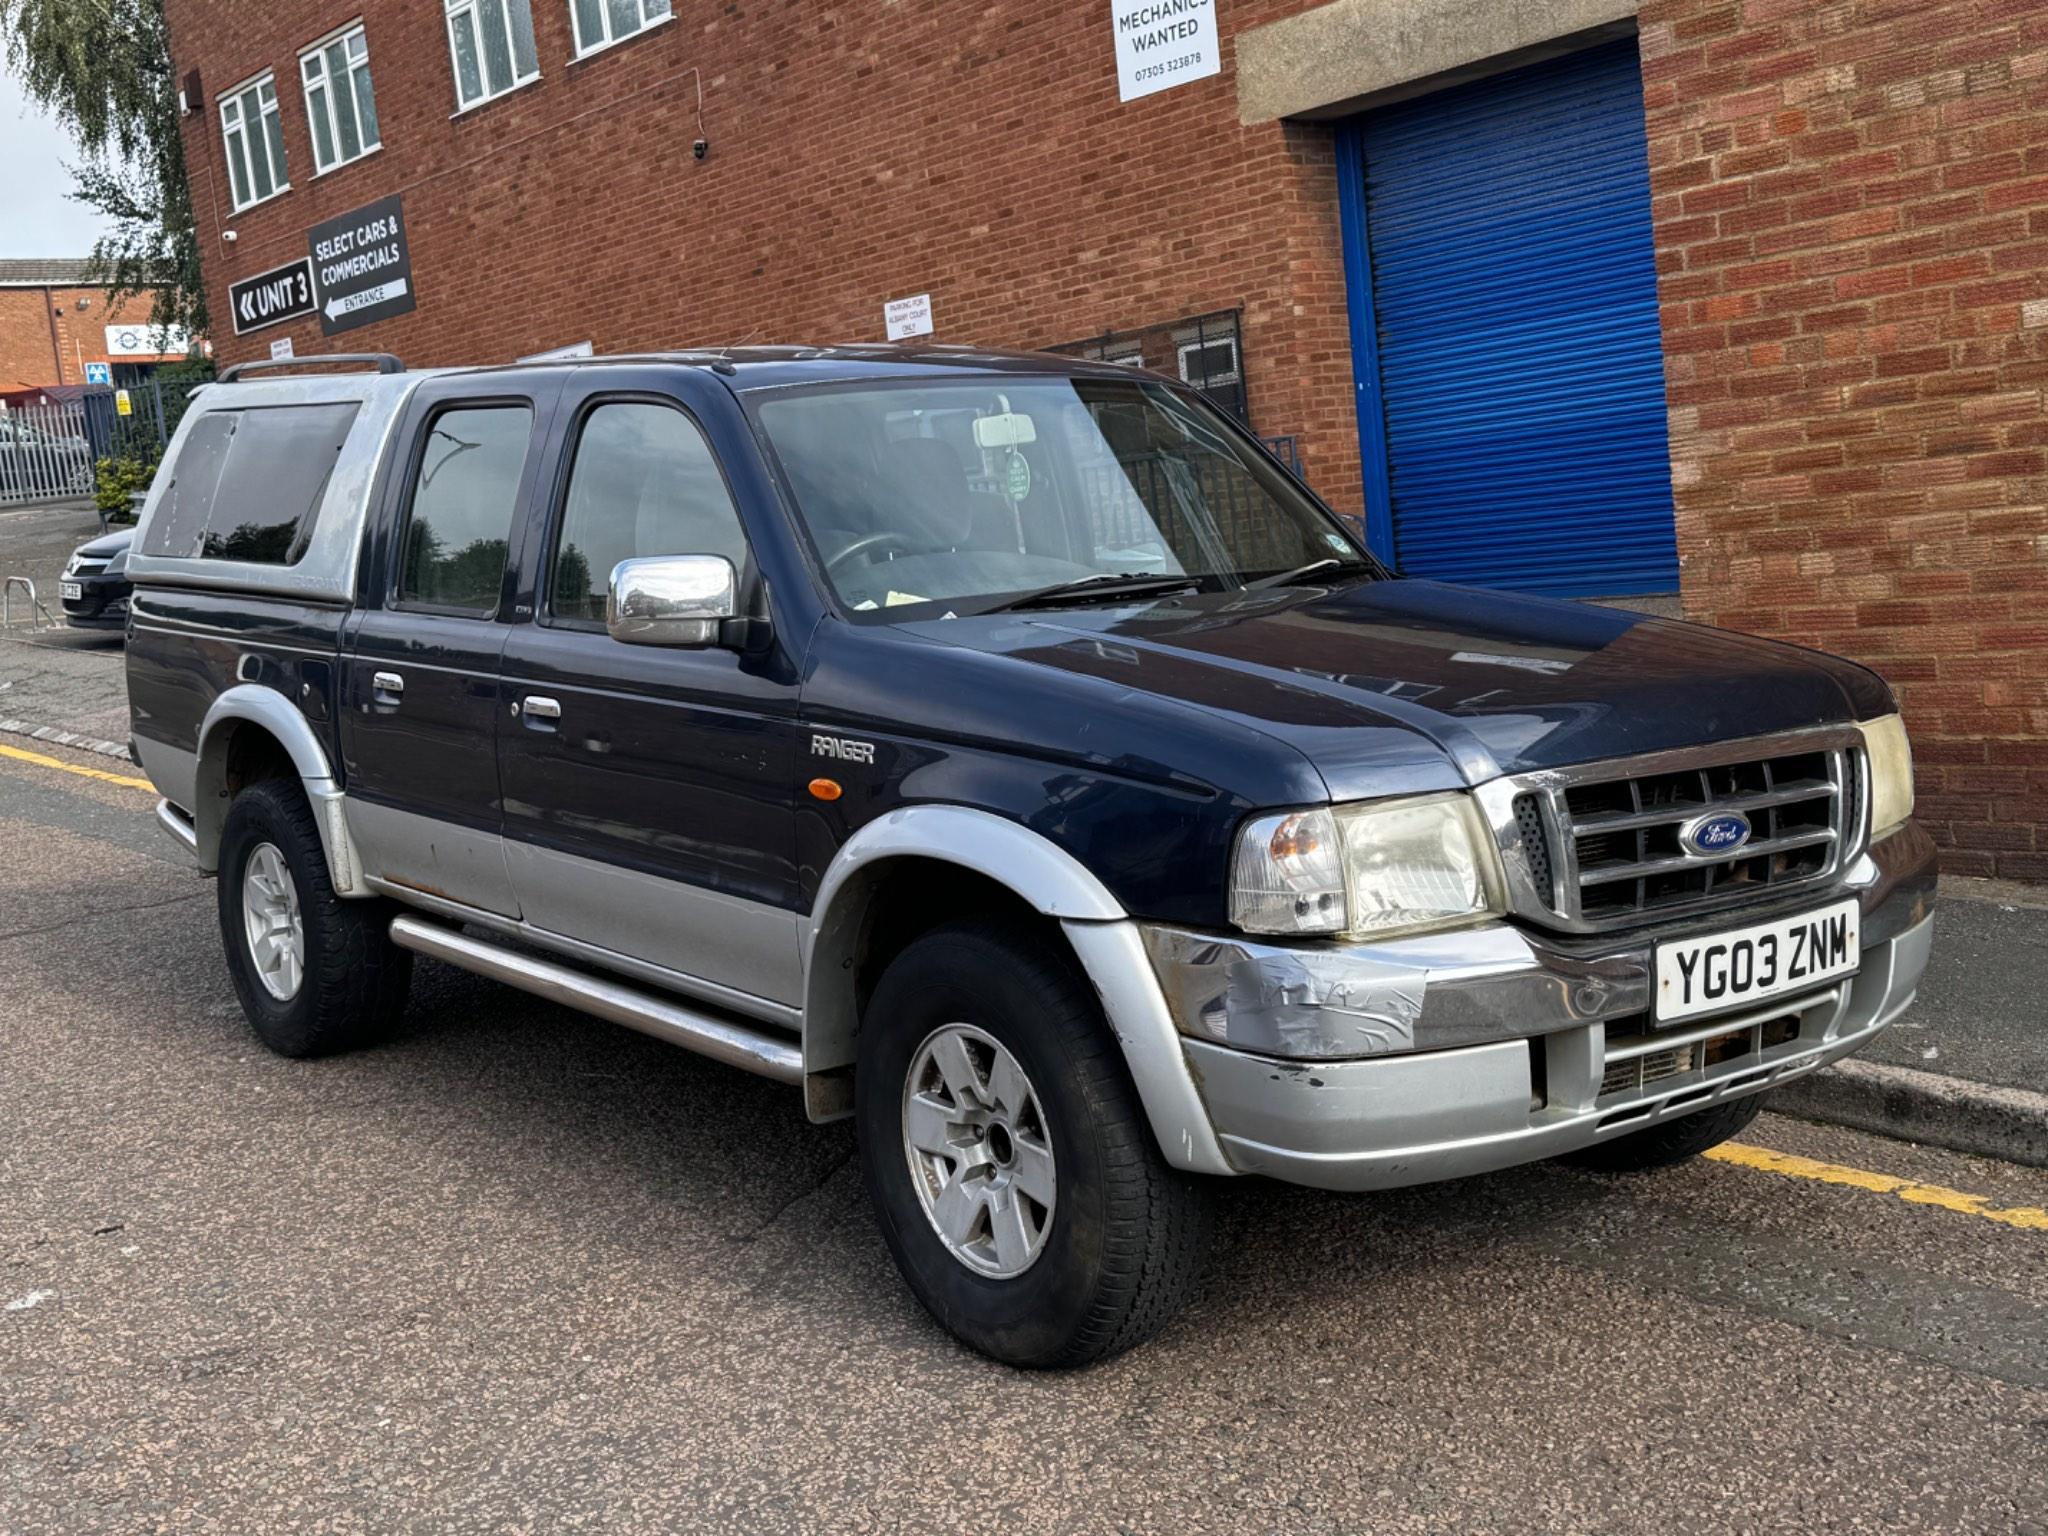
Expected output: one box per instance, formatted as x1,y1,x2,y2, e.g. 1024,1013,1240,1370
606,554,738,647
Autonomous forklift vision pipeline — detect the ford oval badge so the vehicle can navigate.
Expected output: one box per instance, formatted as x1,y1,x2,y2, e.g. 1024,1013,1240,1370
1680,810,1752,858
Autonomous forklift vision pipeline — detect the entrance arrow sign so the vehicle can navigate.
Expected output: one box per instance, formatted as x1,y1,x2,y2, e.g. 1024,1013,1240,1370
307,194,417,337
324,279,409,322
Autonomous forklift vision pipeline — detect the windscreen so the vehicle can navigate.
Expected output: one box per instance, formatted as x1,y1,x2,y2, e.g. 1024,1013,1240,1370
754,376,1365,618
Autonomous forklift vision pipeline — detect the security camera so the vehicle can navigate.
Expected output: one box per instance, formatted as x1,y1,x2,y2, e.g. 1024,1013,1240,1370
223,229,238,243
692,138,708,161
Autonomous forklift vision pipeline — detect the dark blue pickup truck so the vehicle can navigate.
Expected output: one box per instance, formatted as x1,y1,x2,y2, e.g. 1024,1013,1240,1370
124,347,1935,1366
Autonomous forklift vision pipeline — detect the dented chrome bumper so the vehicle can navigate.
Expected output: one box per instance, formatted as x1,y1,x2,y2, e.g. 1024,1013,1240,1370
1144,820,1937,1191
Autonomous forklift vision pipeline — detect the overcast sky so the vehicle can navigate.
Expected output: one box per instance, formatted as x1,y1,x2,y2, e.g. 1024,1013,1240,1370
0,67,121,258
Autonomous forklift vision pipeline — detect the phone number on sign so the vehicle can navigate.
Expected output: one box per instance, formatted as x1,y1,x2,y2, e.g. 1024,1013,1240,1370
1134,52,1205,85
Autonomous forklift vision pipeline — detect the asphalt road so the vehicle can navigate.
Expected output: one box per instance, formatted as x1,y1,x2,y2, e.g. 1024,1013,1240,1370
3,739,2046,1535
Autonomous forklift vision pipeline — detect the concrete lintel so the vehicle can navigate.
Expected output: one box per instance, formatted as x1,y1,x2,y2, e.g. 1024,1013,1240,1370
1236,0,1640,125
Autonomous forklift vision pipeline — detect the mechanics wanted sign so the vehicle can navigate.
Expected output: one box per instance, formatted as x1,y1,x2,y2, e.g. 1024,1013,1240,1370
307,194,416,336
1112,0,1220,102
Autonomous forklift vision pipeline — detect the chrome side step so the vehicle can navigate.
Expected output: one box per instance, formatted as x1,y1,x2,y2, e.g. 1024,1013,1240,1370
155,798,199,854
389,915,804,1085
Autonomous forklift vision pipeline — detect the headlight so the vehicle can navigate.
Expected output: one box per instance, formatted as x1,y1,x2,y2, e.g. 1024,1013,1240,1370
1857,713,1914,838
1230,793,1503,939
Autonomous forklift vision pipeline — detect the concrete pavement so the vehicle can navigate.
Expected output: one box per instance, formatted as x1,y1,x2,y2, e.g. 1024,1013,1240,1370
0,501,131,756
3,737,2047,1534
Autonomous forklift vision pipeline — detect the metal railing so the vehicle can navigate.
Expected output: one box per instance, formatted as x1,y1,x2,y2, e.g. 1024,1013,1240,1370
0,399,96,507
2,576,56,630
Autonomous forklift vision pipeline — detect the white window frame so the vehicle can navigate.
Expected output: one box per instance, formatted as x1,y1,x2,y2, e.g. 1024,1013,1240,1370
569,0,671,59
219,72,289,213
300,23,381,176
444,0,541,113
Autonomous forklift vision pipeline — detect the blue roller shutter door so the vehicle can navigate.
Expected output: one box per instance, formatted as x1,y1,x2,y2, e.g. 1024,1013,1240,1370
1343,38,1679,597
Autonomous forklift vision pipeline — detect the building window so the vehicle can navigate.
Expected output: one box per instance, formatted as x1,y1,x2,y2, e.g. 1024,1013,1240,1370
219,74,288,211
301,25,381,174
570,0,671,57
1052,309,1250,424
445,0,540,112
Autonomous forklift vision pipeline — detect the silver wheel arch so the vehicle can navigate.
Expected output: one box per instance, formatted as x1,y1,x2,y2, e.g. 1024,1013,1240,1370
191,684,369,896
801,805,1234,1177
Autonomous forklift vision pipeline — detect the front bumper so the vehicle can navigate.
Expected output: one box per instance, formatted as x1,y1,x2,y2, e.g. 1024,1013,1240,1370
61,574,131,630
1147,820,1937,1191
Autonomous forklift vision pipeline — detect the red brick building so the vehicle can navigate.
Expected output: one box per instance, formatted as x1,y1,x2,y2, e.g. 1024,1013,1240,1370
0,261,188,395
162,0,2048,875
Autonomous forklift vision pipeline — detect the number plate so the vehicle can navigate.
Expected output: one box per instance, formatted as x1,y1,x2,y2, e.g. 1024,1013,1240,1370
60,581,82,601
1654,898,1860,1022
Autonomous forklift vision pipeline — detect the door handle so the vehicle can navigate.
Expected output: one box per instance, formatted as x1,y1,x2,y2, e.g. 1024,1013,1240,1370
519,695,562,721
371,671,404,705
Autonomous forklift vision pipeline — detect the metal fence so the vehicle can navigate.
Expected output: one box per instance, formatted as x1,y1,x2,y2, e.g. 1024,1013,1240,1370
0,398,97,507
0,377,206,508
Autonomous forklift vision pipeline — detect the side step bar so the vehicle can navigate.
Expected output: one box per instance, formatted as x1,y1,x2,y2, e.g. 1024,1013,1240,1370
389,915,804,1085
155,798,199,854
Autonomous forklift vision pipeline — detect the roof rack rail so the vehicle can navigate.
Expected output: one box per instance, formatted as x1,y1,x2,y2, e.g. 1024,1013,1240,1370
218,353,404,384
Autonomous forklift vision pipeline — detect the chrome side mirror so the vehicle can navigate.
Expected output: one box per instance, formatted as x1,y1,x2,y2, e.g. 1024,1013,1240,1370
606,554,738,647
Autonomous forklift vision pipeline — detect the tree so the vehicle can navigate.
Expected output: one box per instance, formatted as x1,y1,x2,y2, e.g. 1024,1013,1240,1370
0,0,206,342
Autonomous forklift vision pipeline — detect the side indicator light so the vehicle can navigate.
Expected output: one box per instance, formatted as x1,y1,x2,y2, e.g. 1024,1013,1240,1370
808,778,843,802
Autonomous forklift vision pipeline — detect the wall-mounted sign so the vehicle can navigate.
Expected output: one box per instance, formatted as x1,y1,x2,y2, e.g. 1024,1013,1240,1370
82,362,112,386
884,293,933,341
105,323,192,357
1112,0,1220,102
229,257,317,335
308,193,416,336
270,336,295,361
519,340,595,362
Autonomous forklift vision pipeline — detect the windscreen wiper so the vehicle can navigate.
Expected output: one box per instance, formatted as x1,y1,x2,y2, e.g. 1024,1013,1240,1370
980,571,1200,614
1246,557,1372,590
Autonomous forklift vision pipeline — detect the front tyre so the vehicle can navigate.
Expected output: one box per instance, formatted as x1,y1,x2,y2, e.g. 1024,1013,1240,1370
1561,1091,1767,1172
216,779,412,1059
857,919,1211,1368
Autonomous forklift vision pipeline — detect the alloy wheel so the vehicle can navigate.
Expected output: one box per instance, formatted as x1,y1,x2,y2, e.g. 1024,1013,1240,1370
901,1022,1057,1278
240,842,305,1002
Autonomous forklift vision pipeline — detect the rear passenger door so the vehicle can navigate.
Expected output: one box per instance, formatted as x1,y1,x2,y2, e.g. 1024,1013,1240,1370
340,379,559,917
496,370,805,1012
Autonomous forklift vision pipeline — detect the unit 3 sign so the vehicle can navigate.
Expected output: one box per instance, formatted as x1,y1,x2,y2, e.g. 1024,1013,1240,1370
1112,0,1219,102
228,258,318,335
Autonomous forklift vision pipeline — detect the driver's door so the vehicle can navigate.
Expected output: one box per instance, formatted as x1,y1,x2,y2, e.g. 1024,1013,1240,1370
496,368,805,1012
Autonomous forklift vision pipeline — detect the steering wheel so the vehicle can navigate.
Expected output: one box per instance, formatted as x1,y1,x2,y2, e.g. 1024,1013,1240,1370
825,531,923,577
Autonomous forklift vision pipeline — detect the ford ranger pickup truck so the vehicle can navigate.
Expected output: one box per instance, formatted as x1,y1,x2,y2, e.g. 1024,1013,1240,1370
124,348,1935,1367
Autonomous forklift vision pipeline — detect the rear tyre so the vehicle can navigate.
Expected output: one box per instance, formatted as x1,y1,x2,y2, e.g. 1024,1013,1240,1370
216,779,412,1059
1561,1091,1767,1172
856,918,1212,1368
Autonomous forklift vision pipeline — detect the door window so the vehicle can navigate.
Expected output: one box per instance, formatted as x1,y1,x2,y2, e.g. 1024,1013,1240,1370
399,404,532,614
548,401,749,629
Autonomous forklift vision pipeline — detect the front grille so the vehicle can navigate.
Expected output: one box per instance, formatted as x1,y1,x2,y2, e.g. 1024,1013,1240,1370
1510,737,1862,932
1601,1041,1695,1098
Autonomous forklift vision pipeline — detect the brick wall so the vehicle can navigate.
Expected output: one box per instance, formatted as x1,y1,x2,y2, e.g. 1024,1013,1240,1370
1642,0,2048,878
165,0,1361,505
0,290,60,390
0,286,178,390
162,0,2046,867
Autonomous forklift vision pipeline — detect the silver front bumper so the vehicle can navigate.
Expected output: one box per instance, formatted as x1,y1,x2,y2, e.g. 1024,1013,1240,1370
1146,821,1937,1192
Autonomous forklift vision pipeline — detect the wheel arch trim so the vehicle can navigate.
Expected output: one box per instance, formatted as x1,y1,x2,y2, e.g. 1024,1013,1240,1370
191,684,368,894
800,805,1233,1176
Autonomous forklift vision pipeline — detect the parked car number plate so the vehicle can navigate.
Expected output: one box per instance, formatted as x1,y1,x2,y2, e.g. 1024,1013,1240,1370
60,581,82,601
1654,897,1860,1022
